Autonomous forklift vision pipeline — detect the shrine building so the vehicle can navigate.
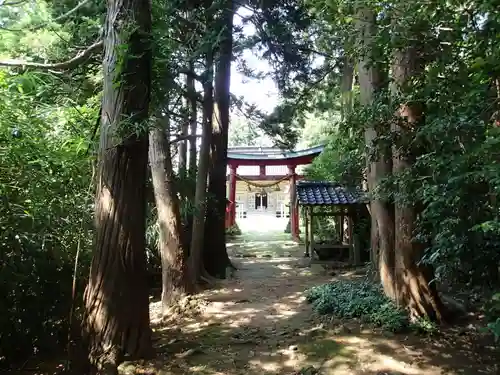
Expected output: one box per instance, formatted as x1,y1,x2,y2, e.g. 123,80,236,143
226,145,324,240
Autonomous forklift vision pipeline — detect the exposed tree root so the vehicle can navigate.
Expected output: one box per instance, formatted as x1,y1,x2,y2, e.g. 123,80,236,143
199,274,217,286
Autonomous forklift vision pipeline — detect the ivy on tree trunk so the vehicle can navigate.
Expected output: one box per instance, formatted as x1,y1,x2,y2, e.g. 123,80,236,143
149,116,192,311
82,0,153,372
391,42,447,322
355,4,396,299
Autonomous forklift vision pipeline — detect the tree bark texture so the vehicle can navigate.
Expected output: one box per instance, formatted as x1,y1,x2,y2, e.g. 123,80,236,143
82,0,153,372
189,52,214,283
187,59,198,179
340,55,354,120
178,104,188,180
204,0,235,278
391,42,446,322
149,120,192,312
356,4,396,299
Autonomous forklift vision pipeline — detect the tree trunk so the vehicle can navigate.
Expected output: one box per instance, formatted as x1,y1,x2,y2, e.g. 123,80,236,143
183,59,198,250
189,51,214,283
356,5,396,299
187,59,198,179
82,0,153,372
149,118,192,312
340,55,354,120
178,94,188,180
369,209,379,268
391,42,446,322
204,0,235,278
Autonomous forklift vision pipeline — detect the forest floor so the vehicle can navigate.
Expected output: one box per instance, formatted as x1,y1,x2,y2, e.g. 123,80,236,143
122,226,499,375
12,218,498,375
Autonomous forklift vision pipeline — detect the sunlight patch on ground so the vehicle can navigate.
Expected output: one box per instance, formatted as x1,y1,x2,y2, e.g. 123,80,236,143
324,335,436,375
201,304,261,327
248,359,281,372
200,287,245,299
236,258,297,264
134,233,498,375
236,215,289,234
197,293,306,327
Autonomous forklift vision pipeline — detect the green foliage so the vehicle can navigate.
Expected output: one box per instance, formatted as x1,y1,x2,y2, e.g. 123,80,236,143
228,117,262,147
225,223,242,237
486,319,500,344
295,1,500,291
1,0,500,367
0,1,103,366
306,280,408,332
409,317,439,336
484,293,500,344
303,111,370,251
305,112,364,188
0,70,96,365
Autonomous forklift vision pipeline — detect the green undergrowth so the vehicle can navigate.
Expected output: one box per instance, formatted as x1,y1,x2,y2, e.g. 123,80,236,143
484,292,500,344
306,280,438,334
225,223,242,237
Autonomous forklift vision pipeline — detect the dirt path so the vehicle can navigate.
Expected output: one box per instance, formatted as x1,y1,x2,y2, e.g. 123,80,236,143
124,233,499,375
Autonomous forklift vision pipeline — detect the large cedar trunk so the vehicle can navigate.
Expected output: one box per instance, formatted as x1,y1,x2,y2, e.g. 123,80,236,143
149,120,192,311
204,0,235,278
391,44,446,322
356,5,396,299
82,0,153,372
189,52,214,283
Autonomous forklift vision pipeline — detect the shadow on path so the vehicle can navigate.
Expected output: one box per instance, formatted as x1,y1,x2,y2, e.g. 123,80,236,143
12,231,498,375
131,232,499,375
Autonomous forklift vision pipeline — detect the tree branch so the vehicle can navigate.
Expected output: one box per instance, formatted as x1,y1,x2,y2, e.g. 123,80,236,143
1,0,92,32
1,0,29,6
0,40,103,70
169,134,202,145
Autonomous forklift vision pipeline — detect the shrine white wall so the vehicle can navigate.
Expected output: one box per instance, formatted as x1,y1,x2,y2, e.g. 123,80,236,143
226,179,291,216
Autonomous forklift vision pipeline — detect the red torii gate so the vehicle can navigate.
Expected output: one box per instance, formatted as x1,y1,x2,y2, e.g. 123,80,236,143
226,145,324,241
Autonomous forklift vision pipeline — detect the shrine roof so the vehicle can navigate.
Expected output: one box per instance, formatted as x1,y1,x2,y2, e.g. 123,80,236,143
296,181,367,206
228,144,325,166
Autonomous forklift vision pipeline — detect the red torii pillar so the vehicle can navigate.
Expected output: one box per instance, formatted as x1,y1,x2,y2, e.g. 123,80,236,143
225,199,232,229
288,165,300,241
228,164,238,227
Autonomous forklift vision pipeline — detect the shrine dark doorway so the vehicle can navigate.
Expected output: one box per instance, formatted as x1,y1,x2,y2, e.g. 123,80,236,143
255,192,268,209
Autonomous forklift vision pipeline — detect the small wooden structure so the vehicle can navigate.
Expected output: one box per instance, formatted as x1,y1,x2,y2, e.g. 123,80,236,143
296,181,366,265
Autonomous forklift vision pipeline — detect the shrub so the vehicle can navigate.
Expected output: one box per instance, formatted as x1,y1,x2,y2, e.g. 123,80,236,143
0,71,95,366
484,292,500,344
306,280,408,332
